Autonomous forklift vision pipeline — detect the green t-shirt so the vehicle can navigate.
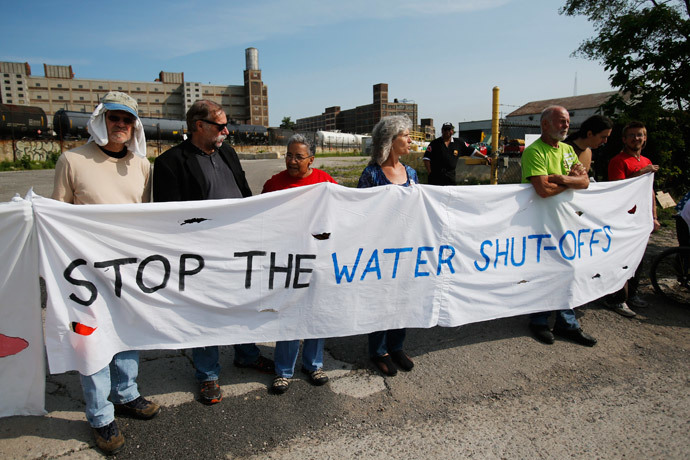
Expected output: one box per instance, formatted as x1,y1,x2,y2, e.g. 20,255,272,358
521,138,580,183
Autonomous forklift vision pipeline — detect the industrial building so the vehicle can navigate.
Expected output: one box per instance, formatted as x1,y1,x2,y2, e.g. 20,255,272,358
295,83,420,134
457,91,619,143
0,48,268,127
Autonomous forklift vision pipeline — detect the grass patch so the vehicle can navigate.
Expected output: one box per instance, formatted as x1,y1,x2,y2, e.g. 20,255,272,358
0,153,61,171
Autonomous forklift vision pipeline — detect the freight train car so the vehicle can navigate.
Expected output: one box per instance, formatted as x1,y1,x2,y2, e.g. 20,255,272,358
0,104,48,138
54,109,267,144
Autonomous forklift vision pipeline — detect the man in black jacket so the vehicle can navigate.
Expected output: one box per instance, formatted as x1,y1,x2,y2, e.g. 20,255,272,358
153,100,274,405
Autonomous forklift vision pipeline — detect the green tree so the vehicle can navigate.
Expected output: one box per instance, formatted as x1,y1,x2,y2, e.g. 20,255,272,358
561,0,690,194
280,116,296,130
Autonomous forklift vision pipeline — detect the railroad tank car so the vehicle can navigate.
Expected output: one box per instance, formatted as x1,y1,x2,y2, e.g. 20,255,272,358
53,109,267,144
315,131,365,149
0,104,48,138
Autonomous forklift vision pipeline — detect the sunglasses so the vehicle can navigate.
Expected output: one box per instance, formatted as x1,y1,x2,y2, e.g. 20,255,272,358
200,119,228,131
107,114,136,125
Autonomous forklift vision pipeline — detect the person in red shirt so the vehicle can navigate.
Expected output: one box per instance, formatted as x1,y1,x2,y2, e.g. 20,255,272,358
606,121,660,317
262,134,337,193
262,134,337,394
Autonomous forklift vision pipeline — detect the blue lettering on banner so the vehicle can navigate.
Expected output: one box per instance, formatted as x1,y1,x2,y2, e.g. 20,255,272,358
332,245,458,284
473,226,613,272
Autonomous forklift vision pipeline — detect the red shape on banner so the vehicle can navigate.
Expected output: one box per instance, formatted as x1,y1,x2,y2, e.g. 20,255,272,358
71,322,97,336
0,333,29,358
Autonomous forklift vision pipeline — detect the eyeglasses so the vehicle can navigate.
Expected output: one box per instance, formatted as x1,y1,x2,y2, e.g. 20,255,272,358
285,153,312,161
200,119,228,131
107,114,136,125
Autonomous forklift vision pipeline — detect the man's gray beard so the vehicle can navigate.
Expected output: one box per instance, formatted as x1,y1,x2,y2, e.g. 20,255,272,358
553,131,567,141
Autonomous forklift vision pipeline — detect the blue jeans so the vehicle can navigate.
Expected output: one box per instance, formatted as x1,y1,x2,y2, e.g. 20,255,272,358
368,329,406,357
274,339,325,378
192,343,260,382
80,350,140,428
530,309,580,330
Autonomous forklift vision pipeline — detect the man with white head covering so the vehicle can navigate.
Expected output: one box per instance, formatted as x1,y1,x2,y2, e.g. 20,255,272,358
52,91,158,455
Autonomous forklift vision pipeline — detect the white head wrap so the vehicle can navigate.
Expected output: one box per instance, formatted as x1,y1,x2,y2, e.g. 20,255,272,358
86,103,147,158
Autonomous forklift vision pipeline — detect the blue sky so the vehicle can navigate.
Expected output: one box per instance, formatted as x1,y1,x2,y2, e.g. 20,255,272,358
1,0,613,132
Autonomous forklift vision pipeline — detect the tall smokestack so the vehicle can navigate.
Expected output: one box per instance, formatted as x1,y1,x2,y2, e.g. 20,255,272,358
245,48,259,71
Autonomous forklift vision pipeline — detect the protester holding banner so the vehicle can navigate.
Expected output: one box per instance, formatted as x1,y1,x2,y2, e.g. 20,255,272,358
563,115,613,175
521,105,597,348
262,134,337,394
153,100,274,405
605,121,660,317
52,91,159,455
357,115,418,375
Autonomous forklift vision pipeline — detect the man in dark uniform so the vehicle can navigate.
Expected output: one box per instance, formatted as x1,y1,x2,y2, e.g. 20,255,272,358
423,122,480,185
153,99,274,405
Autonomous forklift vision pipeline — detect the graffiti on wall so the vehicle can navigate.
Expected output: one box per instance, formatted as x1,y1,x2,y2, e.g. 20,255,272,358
15,140,61,162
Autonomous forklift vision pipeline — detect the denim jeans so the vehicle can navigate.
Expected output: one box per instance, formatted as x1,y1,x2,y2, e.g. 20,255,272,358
192,343,260,382
80,350,140,428
529,309,580,330
274,339,324,378
368,329,406,357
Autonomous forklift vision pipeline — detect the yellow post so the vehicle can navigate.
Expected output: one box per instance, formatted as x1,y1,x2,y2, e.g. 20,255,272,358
490,86,500,185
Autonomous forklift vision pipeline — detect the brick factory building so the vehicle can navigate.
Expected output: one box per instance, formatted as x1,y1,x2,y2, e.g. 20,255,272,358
0,48,268,127
295,83,419,134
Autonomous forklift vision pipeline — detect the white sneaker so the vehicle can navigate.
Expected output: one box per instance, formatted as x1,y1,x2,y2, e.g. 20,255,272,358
611,302,636,317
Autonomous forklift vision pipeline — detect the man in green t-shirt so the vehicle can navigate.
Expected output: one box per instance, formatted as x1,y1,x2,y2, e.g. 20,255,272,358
521,105,597,347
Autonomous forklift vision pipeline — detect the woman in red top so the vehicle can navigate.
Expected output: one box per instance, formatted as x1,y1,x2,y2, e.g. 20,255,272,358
262,134,337,394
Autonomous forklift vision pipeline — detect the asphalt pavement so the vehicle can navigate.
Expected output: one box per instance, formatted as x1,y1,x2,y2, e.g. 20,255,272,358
0,160,689,459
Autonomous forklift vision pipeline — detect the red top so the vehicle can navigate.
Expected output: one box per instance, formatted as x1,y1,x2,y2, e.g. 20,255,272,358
608,151,652,180
261,168,337,193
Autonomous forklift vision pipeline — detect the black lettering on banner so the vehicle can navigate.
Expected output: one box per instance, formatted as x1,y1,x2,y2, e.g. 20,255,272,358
94,258,138,297
269,252,293,289
294,254,316,288
136,255,171,294
64,259,98,306
234,251,267,289
179,254,205,291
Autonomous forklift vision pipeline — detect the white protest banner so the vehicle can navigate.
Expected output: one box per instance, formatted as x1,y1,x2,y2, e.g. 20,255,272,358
0,197,46,417
32,175,653,376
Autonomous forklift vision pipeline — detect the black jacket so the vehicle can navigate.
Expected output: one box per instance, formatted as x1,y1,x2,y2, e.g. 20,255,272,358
153,139,252,202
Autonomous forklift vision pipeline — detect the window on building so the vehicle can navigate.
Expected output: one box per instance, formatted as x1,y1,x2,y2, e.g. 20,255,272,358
98,85,103,89
5,93,10,97
136,87,141,91
155,99,159,102
58,96,63,100
18,93,23,97
4,87,9,91
118,86,122,90
16,80,21,84
37,95,42,99
57,84,62,88
79,96,84,100
78,84,83,88
15,74,21,78
3,74,8,77
6,99,11,103
154,88,158,91
35,83,40,87
4,80,9,84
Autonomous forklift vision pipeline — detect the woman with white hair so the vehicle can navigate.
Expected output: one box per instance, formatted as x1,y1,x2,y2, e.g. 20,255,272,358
357,115,418,376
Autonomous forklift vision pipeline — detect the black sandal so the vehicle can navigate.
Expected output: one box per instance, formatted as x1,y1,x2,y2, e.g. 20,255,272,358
371,354,397,376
